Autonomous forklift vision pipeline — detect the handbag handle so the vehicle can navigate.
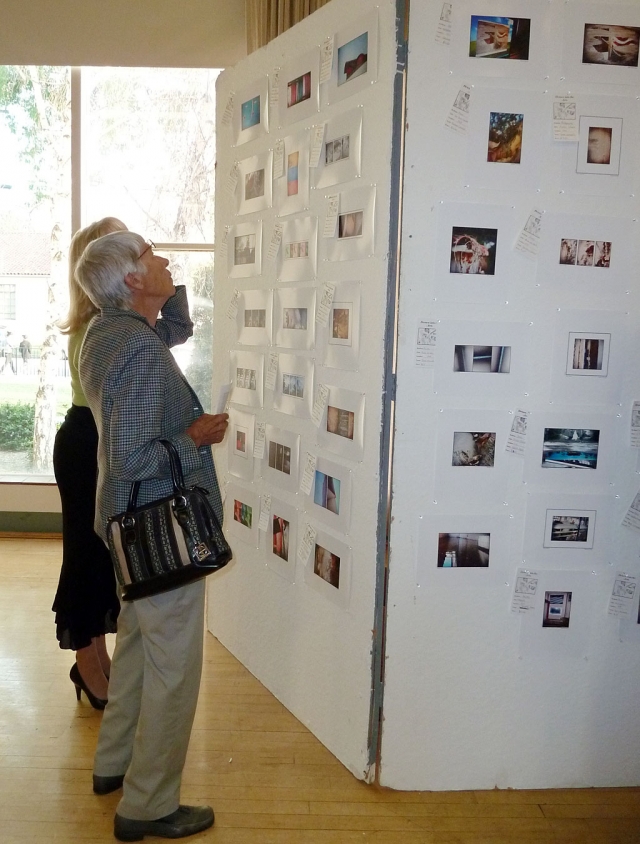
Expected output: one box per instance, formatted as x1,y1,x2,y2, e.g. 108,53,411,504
127,439,188,511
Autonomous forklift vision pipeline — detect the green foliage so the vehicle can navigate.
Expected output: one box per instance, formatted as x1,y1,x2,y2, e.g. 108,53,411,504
0,402,35,452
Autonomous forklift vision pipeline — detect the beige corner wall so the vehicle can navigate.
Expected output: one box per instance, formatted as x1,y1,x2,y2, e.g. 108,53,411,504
0,0,246,517
0,0,246,67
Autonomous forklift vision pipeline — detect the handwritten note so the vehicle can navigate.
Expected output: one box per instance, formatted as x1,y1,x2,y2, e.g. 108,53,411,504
622,491,640,533
416,320,436,368
323,194,339,238
265,352,279,391
553,94,579,142
266,221,284,261
631,401,640,448
217,227,230,260
316,283,336,327
258,495,272,532
221,93,234,126
320,36,334,83
273,140,285,179
253,422,266,459
225,162,239,196
511,568,539,614
435,3,453,46
309,123,326,168
445,85,471,136
515,209,543,258
311,384,330,427
506,409,529,457
226,289,239,320
298,522,317,565
608,572,638,618
300,452,318,496
269,70,280,109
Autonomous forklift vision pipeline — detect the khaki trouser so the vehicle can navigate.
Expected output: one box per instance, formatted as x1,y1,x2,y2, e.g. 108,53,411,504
94,578,205,820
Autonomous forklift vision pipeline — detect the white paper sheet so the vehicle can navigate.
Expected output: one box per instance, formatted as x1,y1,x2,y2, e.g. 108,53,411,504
258,495,271,532
631,401,640,448
253,421,266,459
311,384,330,427
553,94,579,142
444,85,471,135
608,572,638,618
511,569,539,614
300,452,317,496
435,3,453,46
297,521,316,565
316,282,336,327
622,491,640,533
416,320,437,367
514,208,543,258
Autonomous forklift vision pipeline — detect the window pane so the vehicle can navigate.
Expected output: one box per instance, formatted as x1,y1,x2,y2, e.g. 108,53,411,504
0,66,72,476
82,67,220,243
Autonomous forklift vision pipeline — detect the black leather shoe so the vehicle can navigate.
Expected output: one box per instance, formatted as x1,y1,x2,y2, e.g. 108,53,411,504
114,805,214,841
93,773,125,795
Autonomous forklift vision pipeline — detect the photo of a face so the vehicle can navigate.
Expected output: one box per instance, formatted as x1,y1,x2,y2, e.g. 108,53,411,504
234,234,256,266
287,72,311,107
272,515,289,561
233,499,252,528
487,113,523,164
244,168,265,201
330,306,351,344
437,533,490,567
241,95,261,131
453,345,511,373
542,428,599,469
244,309,266,328
338,32,368,86
282,307,308,330
451,432,496,466
314,543,340,588
583,24,640,66
268,440,292,475
314,470,341,515
282,373,304,398
543,591,572,628
587,127,612,164
469,16,530,60
338,211,363,239
450,227,497,274
550,516,590,543
326,406,355,441
287,151,299,196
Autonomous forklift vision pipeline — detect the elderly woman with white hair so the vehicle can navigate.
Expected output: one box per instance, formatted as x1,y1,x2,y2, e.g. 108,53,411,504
75,230,228,842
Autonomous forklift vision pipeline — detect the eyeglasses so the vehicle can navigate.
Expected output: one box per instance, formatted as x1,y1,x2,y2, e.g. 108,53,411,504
138,240,155,260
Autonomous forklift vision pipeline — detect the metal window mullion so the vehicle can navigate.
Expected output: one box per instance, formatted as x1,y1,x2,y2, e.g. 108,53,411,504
70,67,81,235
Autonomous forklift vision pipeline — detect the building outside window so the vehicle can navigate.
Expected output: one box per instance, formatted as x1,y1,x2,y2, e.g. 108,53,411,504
0,65,219,478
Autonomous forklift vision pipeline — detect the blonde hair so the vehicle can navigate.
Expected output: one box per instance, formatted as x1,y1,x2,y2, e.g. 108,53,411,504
58,217,127,334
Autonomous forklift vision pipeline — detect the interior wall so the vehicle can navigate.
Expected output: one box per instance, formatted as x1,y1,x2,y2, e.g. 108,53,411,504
208,0,398,778
381,0,640,790
0,0,246,67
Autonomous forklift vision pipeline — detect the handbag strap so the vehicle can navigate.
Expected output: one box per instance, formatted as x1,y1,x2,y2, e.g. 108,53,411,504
127,439,188,510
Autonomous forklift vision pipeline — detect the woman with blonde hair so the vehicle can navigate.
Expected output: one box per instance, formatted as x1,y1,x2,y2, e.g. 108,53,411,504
52,217,127,709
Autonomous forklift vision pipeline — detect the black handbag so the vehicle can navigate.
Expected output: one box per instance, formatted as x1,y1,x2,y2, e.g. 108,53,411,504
107,439,232,601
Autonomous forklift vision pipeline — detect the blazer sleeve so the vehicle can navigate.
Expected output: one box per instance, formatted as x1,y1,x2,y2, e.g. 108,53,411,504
155,285,194,348
105,330,203,484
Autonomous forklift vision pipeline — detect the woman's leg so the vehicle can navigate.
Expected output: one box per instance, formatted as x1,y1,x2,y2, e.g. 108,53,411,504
94,634,112,678
75,640,109,700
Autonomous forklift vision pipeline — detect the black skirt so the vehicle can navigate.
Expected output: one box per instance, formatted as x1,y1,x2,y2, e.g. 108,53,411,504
52,405,119,650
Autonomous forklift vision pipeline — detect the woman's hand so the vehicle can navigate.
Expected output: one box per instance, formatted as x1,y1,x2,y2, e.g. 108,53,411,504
186,413,229,447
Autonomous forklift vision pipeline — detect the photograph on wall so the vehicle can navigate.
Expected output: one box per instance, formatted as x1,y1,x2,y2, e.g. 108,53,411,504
265,498,297,582
450,226,498,273
275,131,310,216
226,485,259,546
309,457,351,532
236,289,272,346
233,77,269,145
576,116,623,176
264,425,300,492
278,216,317,283
304,526,351,606
487,112,523,163
469,16,531,60
318,387,365,461
437,532,490,567
228,408,255,481
314,542,341,588
453,345,511,373
559,238,612,267
320,281,361,371
237,152,273,216
543,509,596,549
229,350,264,409
314,109,362,189
451,431,496,466
566,332,610,377
328,11,378,104
274,287,315,350
541,428,599,470
542,591,572,627
272,513,290,561
228,221,262,279
279,47,319,126
583,23,639,66
272,353,313,419
324,186,375,262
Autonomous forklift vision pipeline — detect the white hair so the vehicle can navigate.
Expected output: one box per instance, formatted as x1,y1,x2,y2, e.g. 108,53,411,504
74,231,148,310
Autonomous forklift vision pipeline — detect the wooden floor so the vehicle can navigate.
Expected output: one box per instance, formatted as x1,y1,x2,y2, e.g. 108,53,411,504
1,538,639,843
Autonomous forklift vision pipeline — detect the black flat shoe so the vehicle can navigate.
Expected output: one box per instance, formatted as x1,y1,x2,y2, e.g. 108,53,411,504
70,663,108,711
114,805,214,841
93,773,125,795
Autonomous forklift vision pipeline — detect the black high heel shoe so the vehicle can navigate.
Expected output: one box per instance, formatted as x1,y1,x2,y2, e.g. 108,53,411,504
70,663,108,711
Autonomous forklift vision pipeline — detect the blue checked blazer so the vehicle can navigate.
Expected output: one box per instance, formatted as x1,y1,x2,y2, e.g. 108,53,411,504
79,286,223,541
